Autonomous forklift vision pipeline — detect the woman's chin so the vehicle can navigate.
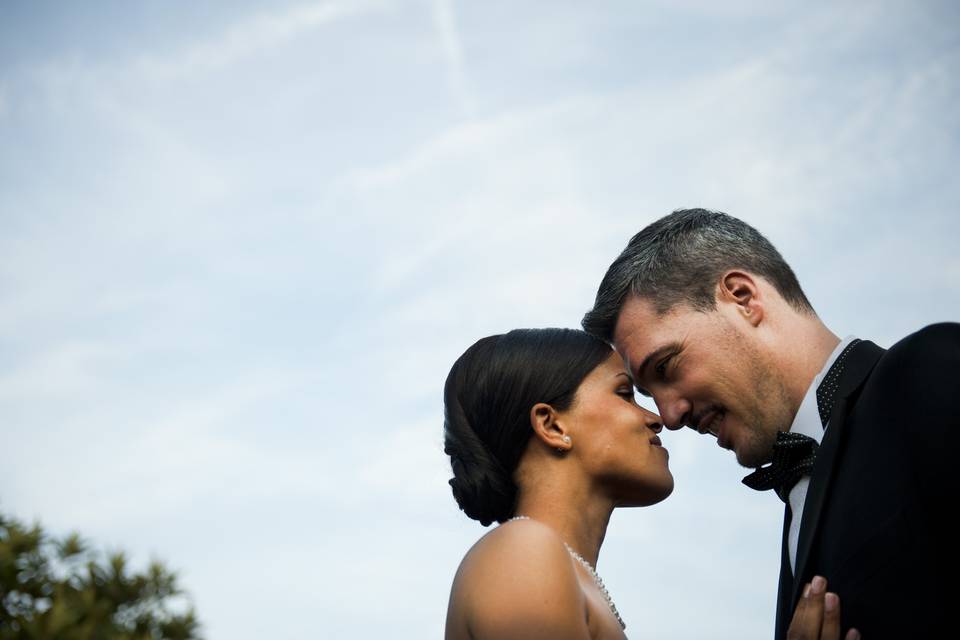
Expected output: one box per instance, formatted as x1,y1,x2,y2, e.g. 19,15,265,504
617,477,675,507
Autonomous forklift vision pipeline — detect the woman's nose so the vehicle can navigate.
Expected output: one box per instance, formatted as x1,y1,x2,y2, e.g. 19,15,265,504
643,410,664,433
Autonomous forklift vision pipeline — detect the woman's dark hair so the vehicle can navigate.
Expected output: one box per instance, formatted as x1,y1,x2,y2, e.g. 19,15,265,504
443,328,611,526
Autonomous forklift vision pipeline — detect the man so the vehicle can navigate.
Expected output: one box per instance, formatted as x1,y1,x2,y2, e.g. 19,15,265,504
582,209,957,639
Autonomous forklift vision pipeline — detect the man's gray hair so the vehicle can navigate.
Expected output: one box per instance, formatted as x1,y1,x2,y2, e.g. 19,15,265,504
582,208,814,342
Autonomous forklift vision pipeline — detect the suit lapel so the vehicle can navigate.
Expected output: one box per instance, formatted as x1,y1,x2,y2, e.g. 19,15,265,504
774,504,794,640
789,340,885,605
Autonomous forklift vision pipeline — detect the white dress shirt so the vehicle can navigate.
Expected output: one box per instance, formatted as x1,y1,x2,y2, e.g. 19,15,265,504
786,335,858,572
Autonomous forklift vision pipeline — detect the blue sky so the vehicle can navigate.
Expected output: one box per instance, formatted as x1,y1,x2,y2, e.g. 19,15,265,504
2,1,959,638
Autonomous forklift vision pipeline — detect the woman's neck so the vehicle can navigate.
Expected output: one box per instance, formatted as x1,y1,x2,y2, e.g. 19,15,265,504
512,477,614,568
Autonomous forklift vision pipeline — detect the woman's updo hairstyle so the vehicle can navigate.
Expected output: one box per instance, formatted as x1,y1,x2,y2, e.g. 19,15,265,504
443,328,611,526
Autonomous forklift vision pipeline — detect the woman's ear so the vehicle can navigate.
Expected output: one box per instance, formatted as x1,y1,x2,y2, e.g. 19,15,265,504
530,403,572,453
719,270,763,327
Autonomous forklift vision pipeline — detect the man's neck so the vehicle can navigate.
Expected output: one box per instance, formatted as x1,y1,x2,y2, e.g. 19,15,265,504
781,318,841,411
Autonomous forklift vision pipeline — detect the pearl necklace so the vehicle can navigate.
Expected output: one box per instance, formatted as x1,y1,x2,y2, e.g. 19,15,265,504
509,516,626,630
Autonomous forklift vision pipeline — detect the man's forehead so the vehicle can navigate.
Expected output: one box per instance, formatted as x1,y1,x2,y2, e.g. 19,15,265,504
613,296,671,346
612,296,690,373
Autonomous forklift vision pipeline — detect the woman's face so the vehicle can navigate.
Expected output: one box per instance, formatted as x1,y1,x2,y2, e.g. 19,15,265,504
561,351,674,506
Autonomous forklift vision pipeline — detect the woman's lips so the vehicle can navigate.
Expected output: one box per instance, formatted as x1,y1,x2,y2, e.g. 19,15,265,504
649,434,669,459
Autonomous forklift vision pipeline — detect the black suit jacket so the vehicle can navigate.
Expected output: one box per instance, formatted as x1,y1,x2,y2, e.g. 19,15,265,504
774,323,959,639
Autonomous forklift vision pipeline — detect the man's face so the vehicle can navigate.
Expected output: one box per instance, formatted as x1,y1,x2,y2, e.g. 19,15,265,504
612,295,794,468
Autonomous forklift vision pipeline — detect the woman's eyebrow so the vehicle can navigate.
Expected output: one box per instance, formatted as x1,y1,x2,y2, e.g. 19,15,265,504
619,371,652,397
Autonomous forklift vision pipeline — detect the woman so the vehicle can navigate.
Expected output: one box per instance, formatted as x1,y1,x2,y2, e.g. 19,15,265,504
443,328,858,640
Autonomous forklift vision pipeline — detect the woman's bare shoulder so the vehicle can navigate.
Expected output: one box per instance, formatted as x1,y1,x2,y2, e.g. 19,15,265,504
447,519,588,640
466,518,570,568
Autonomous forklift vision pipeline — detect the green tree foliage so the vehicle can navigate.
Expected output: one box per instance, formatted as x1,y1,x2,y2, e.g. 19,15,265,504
0,512,201,640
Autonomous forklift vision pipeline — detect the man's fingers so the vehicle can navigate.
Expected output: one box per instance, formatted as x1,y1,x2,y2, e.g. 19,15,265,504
820,592,841,639
845,630,861,640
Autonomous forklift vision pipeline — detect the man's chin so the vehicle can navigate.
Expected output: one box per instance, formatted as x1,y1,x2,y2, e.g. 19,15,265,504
732,439,775,469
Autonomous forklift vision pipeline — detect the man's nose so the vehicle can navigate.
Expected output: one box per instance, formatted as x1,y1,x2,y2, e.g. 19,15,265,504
656,394,691,431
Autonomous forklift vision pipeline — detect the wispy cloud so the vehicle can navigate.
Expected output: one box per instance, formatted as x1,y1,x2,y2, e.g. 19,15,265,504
430,0,475,118
135,1,388,79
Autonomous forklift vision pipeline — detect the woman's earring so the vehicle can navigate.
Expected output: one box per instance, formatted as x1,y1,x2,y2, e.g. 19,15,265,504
557,435,572,453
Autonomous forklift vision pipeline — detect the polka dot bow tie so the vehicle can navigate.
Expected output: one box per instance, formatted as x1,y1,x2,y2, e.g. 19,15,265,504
742,431,819,502
742,339,862,502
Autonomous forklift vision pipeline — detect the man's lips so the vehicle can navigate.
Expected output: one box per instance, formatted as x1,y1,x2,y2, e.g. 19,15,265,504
695,409,730,449
714,415,731,449
695,409,720,434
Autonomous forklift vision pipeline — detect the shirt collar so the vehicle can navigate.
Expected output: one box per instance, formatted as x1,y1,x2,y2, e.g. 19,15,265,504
788,335,858,444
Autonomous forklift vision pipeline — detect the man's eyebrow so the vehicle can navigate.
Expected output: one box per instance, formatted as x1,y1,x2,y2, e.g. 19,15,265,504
635,342,683,382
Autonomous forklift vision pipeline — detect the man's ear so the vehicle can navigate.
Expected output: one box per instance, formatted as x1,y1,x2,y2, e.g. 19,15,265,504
530,403,571,452
718,271,763,327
